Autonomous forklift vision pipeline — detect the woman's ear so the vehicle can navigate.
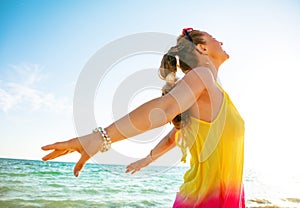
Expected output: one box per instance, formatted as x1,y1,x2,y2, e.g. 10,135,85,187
196,44,208,55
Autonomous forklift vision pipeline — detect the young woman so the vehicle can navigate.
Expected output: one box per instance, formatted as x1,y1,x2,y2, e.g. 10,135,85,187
42,28,245,208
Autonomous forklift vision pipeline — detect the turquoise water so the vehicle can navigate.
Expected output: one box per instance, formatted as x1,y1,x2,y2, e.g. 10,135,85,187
0,158,185,208
0,158,300,208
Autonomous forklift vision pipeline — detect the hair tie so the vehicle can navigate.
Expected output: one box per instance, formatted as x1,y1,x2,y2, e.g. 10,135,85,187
182,28,193,35
182,27,194,42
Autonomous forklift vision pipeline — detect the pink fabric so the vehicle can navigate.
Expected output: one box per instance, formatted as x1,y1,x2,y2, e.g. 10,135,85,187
173,186,245,208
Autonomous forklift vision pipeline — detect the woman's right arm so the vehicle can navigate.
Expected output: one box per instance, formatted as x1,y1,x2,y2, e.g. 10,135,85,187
41,67,214,176
105,66,214,143
125,128,179,174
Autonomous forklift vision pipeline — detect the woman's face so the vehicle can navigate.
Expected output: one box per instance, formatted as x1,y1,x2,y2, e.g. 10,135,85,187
198,32,229,67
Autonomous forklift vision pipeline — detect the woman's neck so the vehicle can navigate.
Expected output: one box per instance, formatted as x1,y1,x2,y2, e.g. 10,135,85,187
210,64,219,80
202,59,219,80
195,54,219,80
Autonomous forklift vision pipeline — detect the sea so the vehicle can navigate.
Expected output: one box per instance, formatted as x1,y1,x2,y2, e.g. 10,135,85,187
0,158,299,208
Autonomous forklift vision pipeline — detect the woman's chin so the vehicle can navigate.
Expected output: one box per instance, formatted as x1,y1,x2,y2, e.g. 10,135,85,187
222,53,230,61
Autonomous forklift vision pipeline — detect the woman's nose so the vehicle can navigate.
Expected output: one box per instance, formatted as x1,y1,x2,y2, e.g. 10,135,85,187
219,41,223,46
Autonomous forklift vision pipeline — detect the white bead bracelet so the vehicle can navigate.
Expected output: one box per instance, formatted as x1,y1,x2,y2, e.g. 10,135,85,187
93,127,112,152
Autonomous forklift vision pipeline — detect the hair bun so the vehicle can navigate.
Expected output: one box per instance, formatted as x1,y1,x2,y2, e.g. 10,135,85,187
167,46,178,56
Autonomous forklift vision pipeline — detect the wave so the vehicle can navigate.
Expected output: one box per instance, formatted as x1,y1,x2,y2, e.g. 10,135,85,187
247,197,300,208
247,206,281,208
282,198,300,203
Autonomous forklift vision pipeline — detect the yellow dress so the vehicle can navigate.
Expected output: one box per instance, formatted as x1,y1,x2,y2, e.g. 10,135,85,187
173,85,245,208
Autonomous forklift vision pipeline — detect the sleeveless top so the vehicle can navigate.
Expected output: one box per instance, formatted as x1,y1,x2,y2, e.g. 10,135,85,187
173,85,245,208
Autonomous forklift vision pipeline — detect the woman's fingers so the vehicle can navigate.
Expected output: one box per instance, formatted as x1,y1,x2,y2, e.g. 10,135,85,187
127,166,140,174
41,138,78,151
125,161,142,174
41,138,80,161
73,153,90,177
41,136,95,177
125,164,133,173
42,149,72,161
131,168,140,174
41,142,66,151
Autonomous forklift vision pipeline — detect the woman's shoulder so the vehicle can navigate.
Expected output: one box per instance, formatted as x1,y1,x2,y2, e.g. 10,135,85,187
184,66,214,82
191,66,214,77
186,67,217,89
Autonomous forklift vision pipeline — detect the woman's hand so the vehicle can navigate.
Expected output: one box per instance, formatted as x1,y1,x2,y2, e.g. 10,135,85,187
125,155,153,174
41,133,102,177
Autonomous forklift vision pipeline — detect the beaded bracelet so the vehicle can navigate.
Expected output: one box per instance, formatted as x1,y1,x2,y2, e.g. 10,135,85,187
93,127,112,152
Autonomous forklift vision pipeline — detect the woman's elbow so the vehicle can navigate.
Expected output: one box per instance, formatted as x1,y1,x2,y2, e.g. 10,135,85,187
167,135,176,146
167,128,179,145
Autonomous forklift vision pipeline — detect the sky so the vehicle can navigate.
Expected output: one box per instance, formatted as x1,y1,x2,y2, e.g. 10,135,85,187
1,0,300,175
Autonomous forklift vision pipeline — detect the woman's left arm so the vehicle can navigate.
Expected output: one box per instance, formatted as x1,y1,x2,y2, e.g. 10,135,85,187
125,127,179,174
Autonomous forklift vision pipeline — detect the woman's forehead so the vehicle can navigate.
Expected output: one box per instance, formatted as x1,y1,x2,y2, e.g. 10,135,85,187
201,31,211,37
201,32,215,41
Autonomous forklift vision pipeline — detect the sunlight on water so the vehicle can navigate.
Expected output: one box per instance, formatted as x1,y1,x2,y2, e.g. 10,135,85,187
244,164,300,208
1,158,300,208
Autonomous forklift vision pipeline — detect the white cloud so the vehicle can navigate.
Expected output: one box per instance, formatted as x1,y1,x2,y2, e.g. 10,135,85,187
0,64,72,113
9,63,45,86
0,88,19,112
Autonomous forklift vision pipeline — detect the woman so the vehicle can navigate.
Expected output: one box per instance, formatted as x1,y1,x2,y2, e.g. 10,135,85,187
42,28,245,207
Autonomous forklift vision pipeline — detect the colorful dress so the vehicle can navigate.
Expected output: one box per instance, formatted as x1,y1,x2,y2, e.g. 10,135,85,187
173,86,245,208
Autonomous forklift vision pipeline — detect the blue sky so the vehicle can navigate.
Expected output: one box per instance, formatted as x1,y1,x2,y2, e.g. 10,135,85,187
1,0,300,174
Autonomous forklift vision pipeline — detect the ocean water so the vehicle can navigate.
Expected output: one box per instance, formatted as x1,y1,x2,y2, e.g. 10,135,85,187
0,158,299,208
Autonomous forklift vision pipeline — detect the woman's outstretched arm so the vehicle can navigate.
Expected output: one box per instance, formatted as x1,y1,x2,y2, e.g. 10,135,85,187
105,67,213,143
125,127,179,174
42,67,213,176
